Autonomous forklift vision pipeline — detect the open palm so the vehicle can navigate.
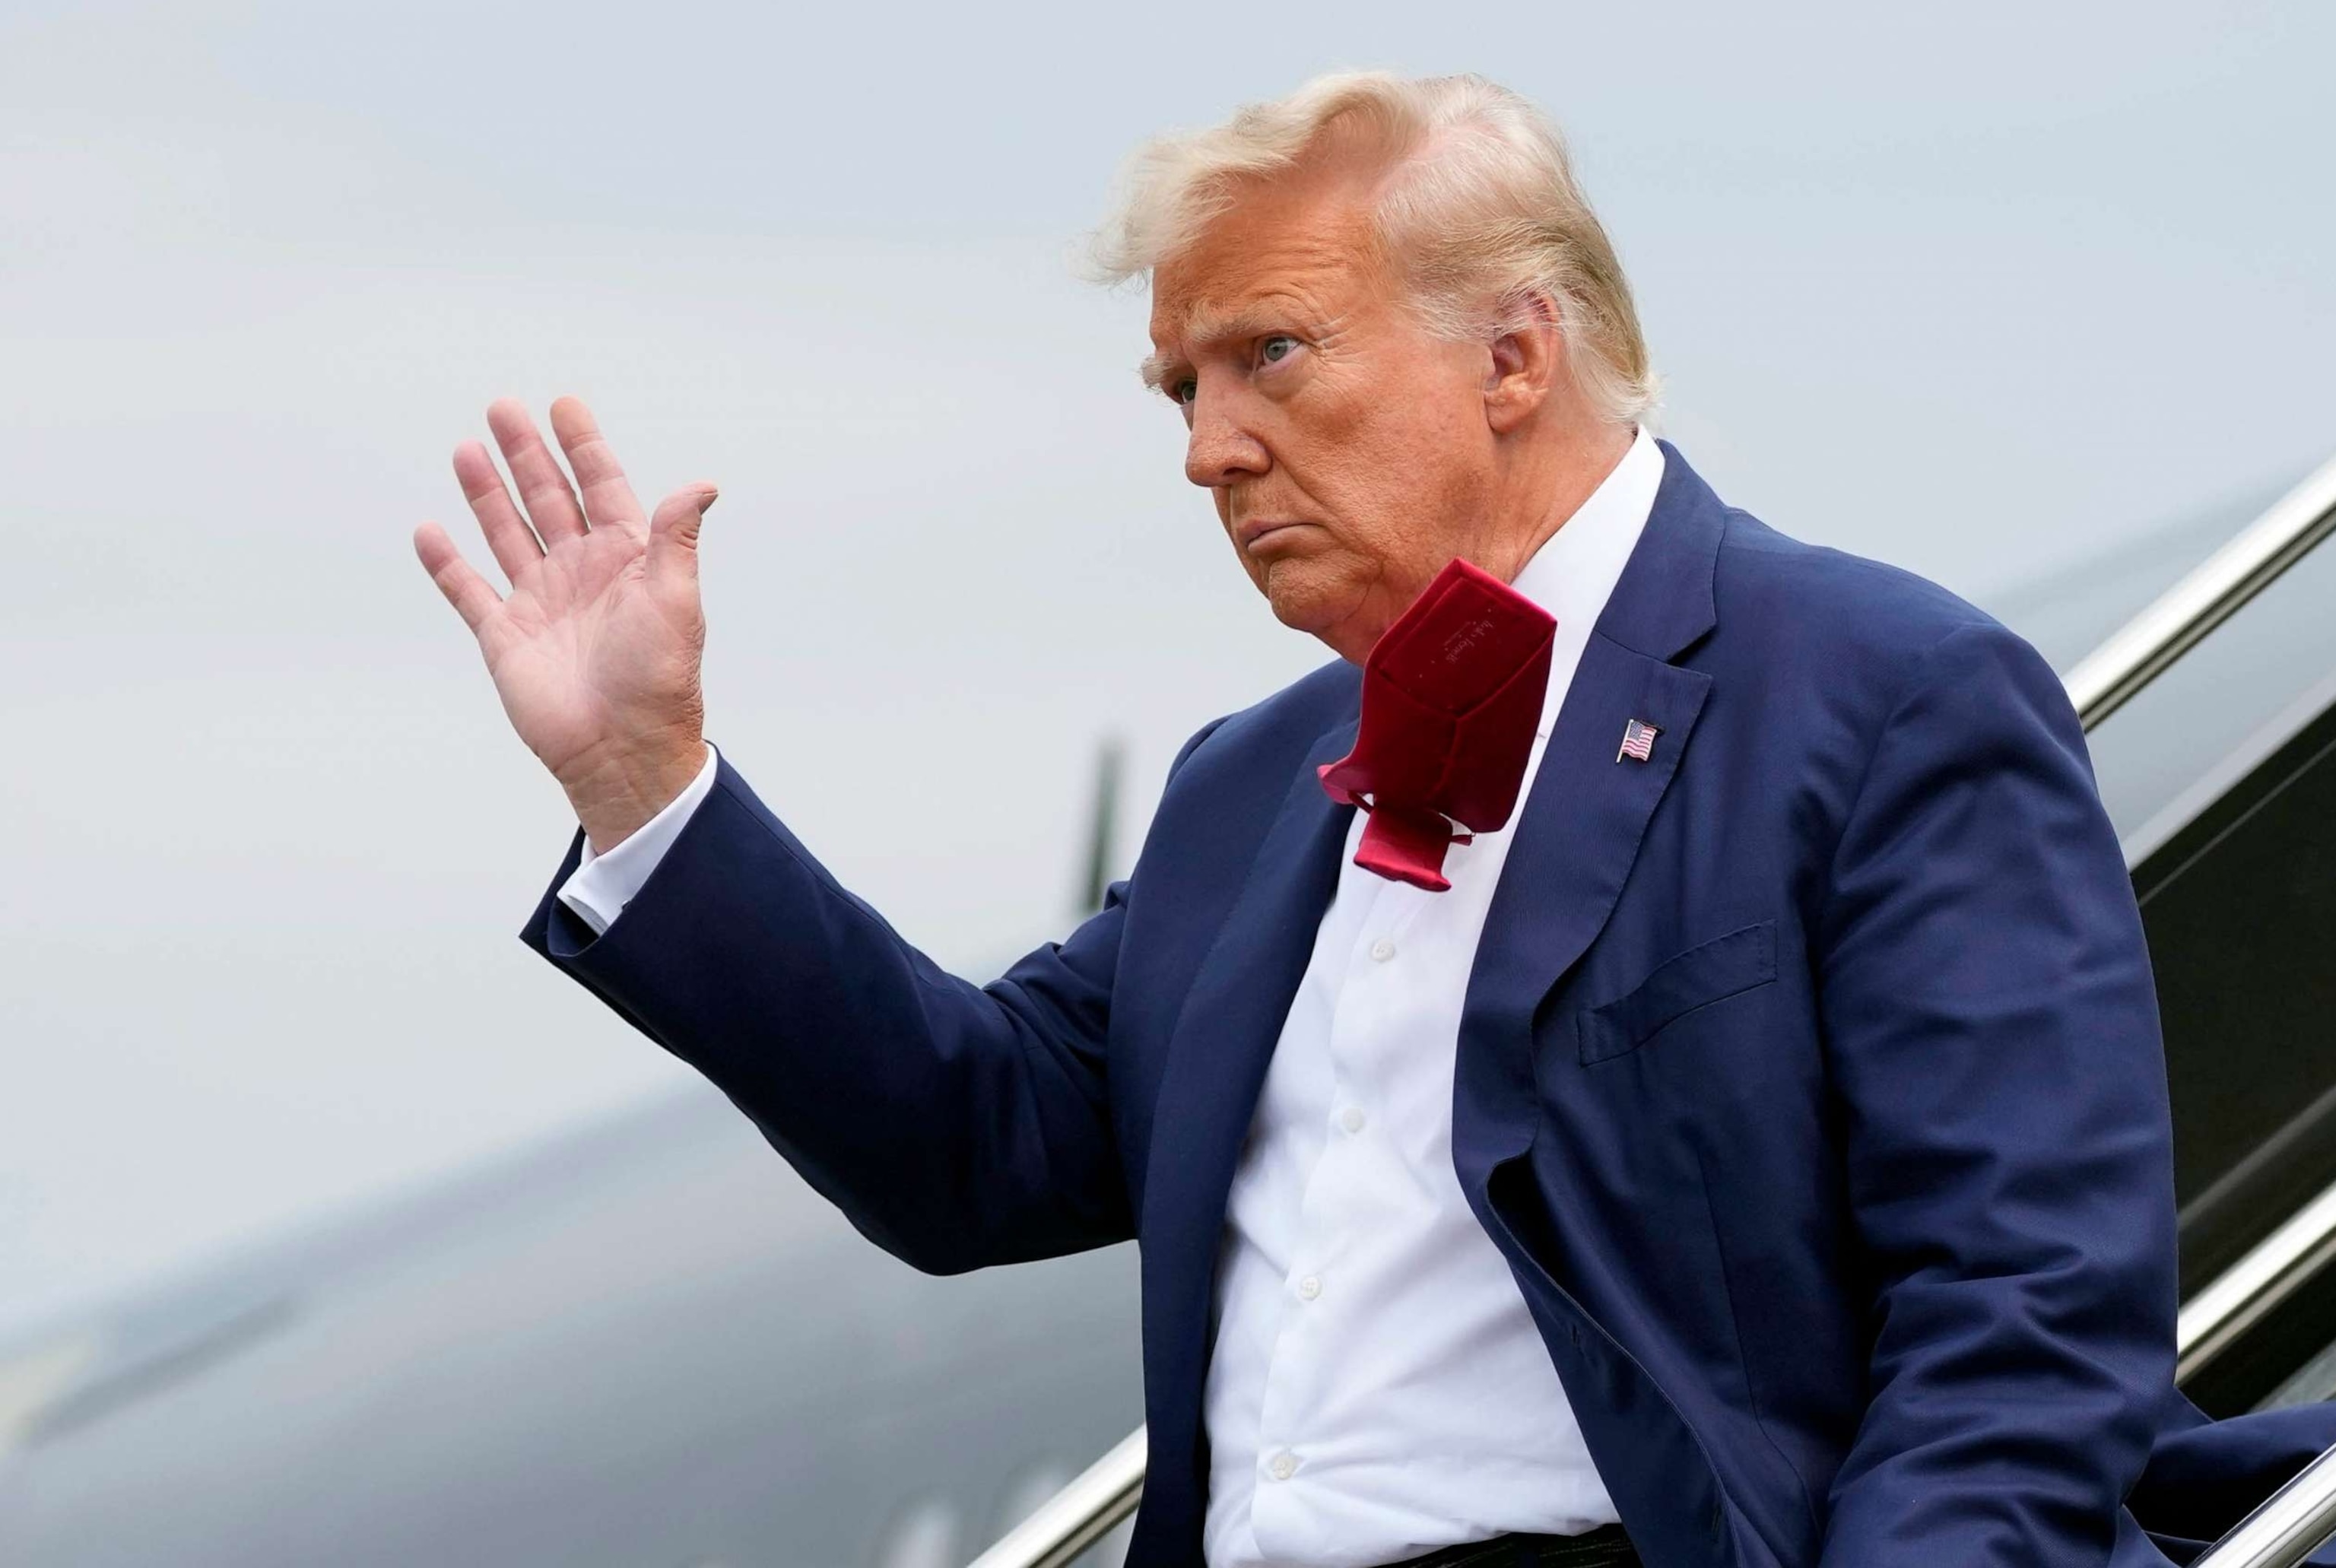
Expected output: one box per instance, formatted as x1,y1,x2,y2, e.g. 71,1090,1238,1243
414,396,718,830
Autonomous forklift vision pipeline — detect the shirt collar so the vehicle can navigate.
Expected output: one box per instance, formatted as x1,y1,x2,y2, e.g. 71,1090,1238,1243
1506,424,1667,737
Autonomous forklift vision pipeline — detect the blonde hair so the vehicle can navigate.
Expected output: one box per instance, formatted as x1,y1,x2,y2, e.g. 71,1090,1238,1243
1087,70,1658,425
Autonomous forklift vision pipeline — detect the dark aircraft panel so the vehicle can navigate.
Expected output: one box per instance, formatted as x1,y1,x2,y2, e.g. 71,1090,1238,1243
2134,681,2336,1289
2125,677,2336,1419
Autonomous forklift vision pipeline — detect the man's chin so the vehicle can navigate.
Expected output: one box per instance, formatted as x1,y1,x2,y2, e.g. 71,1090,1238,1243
1261,566,1376,662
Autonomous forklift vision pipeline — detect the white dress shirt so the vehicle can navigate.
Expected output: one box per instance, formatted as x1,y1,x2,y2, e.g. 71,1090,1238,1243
553,427,1668,1568
1200,426,1661,1568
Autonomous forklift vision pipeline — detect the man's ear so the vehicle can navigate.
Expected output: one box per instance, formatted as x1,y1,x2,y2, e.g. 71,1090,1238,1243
1483,290,1563,436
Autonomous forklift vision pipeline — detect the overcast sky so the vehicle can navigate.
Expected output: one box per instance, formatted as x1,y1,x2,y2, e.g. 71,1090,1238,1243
4,0,2332,1339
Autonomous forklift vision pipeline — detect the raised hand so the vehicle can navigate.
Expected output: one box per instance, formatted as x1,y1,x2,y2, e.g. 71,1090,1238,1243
414,395,719,853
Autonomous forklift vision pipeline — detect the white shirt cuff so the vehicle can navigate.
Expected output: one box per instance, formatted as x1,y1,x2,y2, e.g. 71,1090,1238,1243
555,741,722,937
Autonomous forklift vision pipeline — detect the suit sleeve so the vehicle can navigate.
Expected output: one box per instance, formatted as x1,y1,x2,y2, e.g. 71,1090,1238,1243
1812,619,2179,1566
557,738,722,935
517,719,1225,1276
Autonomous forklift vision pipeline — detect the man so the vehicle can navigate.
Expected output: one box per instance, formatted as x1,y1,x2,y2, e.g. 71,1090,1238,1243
414,71,2330,1568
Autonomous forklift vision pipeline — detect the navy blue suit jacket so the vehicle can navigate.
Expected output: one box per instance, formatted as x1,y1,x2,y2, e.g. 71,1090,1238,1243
522,442,2334,1566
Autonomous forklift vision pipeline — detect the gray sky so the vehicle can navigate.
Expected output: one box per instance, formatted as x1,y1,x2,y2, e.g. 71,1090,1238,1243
4,0,2332,1338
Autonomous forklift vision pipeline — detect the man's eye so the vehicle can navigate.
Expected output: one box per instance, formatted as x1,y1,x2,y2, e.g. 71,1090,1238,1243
1172,377,1197,405
1259,335,1299,365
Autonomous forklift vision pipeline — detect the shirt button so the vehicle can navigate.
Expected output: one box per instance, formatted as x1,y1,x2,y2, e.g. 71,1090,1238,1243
1369,938,1396,963
1268,1451,1298,1481
1340,1106,1366,1135
1297,1274,1322,1300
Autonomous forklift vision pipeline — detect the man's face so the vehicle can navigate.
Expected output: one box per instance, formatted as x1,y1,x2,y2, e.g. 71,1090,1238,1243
1145,170,1500,664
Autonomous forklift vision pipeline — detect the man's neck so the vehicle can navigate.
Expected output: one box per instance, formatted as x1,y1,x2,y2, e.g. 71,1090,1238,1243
1474,421,1637,586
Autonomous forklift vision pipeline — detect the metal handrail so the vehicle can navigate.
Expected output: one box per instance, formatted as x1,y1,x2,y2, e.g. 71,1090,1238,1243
966,1426,1145,1568
2179,1176,2336,1383
2193,1443,2336,1568
968,449,2336,1568
2065,451,2336,730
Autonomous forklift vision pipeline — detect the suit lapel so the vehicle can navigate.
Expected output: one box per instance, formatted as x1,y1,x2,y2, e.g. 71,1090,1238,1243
1455,641,1712,1165
1139,699,1360,1501
1455,440,1727,1178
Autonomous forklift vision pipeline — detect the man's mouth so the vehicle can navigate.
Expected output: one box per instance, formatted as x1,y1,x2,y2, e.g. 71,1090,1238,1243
1237,519,1309,551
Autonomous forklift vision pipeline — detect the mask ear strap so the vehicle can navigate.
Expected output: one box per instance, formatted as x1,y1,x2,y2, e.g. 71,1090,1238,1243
1350,793,1474,841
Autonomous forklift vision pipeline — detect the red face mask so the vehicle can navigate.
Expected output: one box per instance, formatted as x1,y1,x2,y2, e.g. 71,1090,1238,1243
1315,557,1556,892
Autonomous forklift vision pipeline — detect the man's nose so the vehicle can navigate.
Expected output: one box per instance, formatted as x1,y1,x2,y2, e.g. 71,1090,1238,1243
1183,392,1270,488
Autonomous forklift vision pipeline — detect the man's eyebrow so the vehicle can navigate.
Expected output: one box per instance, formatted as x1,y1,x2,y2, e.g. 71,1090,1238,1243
1137,303,1306,393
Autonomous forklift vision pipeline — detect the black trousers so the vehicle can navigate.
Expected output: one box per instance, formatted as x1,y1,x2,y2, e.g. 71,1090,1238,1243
1376,1522,1639,1568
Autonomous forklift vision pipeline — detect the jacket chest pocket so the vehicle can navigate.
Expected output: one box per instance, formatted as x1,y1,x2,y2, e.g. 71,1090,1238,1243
1577,919,1777,1066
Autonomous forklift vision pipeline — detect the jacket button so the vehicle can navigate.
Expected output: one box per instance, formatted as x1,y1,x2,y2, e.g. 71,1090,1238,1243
1567,1322,1583,1347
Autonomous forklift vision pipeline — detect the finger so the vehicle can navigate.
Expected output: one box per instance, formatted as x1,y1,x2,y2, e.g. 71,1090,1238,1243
414,520,503,634
548,395,646,533
646,482,720,592
486,397,589,544
452,439,546,585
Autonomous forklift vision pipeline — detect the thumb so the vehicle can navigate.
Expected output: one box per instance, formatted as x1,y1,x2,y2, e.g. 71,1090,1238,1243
646,483,719,588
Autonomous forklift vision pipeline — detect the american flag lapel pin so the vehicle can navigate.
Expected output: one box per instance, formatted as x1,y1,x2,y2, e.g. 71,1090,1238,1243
1617,718,1661,763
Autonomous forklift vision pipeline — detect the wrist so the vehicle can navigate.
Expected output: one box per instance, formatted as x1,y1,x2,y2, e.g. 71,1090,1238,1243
562,733,709,855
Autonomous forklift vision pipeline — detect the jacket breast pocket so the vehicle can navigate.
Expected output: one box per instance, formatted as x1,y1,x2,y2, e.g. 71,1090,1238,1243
1577,919,1777,1066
